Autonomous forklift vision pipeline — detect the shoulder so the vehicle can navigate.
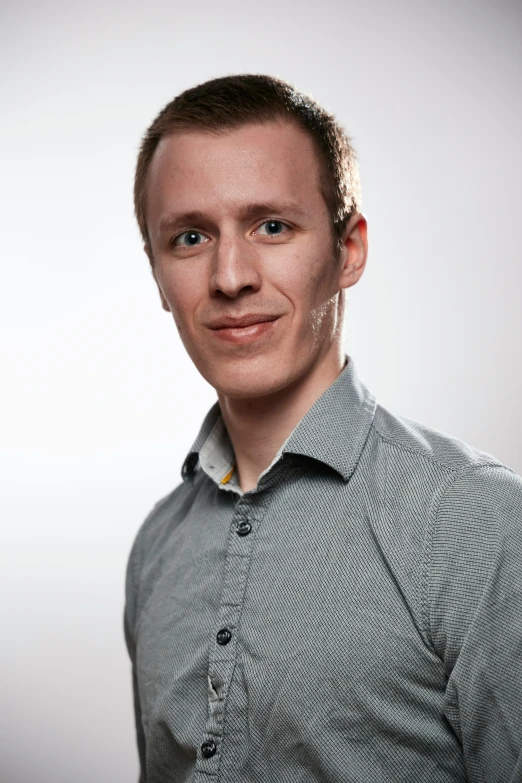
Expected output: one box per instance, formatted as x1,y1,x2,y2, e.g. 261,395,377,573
372,401,521,564
428,461,522,591
369,404,522,637
369,402,516,516
424,461,522,680
428,461,522,608
368,402,511,534
124,480,197,619
372,403,504,474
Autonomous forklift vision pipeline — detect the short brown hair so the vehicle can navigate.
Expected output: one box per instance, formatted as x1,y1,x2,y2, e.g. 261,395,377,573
134,74,361,258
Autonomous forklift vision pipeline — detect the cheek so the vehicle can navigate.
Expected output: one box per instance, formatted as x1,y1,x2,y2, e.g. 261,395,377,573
159,267,204,324
269,248,336,309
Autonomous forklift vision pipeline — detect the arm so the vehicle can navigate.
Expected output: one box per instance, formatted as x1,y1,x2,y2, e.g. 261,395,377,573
124,533,147,783
427,463,522,782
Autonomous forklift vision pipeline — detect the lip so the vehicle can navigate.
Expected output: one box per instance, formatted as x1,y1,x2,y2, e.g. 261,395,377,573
208,314,279,330
207,315,280,345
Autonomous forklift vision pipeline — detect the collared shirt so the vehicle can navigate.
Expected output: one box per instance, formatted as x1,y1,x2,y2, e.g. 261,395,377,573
124,357,522,783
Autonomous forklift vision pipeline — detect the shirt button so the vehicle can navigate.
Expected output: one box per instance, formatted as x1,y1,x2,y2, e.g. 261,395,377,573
236,520,252,536
216,627,232,645
201,740,216,758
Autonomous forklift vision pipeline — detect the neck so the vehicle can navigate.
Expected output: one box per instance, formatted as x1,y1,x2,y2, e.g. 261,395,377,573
217,347,347,493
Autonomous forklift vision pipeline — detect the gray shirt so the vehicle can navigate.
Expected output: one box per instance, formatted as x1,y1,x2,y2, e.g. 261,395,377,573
124,357,522,783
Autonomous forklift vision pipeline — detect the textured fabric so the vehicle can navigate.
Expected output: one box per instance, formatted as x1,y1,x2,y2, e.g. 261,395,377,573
124,357,522,783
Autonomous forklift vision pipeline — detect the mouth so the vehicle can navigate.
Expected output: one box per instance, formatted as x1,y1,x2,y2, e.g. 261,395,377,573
208,314,279,330
208,315,280,345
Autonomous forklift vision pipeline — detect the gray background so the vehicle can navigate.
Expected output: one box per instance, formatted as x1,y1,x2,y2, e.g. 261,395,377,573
1,0,521,780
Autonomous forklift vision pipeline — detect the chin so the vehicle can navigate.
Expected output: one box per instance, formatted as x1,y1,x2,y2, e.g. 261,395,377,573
198,352,295,399
213,373,286,400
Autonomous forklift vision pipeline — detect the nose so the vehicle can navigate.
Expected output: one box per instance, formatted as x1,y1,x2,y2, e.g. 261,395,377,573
209,232,262,299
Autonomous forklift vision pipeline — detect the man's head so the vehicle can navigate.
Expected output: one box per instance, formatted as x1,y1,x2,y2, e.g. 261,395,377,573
135,74,361,256
135,74,368,399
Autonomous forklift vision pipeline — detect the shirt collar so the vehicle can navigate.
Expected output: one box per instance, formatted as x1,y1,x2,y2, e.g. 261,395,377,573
282,356,376,481
181,356,377,487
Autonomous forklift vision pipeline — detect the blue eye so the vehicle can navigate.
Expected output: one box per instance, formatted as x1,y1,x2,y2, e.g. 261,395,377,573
173,231,208,247
256,220,289,236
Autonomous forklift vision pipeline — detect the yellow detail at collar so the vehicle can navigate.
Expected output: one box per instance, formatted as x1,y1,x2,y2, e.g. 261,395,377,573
221,465,235,485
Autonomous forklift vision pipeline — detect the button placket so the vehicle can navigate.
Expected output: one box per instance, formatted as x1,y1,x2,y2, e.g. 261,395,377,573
195,496,265,780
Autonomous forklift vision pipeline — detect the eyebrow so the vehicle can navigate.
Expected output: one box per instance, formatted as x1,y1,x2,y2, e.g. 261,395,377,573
157,201,309,234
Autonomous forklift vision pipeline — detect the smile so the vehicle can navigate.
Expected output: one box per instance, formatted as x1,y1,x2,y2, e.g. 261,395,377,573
209,317,279,345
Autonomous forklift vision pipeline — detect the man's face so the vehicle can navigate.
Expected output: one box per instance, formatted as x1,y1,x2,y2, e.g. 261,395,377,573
145,120,365,398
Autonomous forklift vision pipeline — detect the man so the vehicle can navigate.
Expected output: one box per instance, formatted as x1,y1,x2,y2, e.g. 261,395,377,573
124,74,522,782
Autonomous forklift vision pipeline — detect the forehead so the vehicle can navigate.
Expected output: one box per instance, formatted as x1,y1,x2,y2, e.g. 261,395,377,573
145,120,326,227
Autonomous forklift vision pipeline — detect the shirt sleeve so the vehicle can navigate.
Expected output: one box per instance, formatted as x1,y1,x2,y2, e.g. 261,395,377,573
124,531,147,783
427,463,522,782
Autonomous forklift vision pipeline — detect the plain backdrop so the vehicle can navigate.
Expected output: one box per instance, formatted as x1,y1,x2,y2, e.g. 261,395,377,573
1,0,521,780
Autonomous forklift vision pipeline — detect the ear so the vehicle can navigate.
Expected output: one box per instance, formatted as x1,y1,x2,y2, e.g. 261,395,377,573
338,213,368,290
145,242,171,312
